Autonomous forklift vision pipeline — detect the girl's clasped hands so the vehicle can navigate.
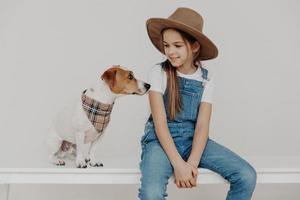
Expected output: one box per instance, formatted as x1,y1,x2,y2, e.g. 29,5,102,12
173,159,199,188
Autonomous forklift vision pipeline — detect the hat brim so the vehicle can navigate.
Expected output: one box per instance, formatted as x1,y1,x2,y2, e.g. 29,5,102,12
146,18,218,60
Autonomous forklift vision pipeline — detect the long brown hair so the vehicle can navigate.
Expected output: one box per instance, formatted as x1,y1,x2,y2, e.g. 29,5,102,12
161,28,202,120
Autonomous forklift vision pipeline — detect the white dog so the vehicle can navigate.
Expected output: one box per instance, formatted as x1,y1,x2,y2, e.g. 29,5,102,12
46,65,150,168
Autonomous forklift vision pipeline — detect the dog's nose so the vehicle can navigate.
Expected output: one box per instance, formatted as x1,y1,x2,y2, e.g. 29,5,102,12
144,83,151,90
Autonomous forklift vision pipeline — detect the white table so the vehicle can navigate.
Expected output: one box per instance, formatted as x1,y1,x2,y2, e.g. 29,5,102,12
1,156,300,200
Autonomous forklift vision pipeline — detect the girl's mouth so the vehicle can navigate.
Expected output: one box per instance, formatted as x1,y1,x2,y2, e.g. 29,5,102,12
170,57,179,61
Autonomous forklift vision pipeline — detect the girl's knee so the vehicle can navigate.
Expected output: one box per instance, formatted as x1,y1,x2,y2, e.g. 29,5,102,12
140,141,172,172
239,164,257,190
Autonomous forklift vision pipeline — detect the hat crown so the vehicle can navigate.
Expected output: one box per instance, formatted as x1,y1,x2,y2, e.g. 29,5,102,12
168,7,204,33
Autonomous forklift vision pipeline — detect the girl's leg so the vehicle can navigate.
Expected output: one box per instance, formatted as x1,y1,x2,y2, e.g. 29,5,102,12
138,141,173,200
199,138,257,200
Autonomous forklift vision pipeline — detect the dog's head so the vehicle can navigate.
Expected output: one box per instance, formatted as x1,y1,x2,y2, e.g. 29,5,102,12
101,65,150,95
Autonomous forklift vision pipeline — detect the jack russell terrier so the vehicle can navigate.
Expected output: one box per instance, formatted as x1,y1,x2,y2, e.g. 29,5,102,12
46,65,150,168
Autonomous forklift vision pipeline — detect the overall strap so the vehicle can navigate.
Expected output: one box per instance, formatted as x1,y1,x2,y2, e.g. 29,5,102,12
200,66,209,80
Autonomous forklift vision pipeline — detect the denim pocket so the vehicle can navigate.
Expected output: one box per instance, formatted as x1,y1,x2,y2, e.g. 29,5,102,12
179,90,196,120
140,131,150,144
141,125,155,144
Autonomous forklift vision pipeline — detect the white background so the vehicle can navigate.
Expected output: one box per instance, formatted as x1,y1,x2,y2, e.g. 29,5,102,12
0,0,299,199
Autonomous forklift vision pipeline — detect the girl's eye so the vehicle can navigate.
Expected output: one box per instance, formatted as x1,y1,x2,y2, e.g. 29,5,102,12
163,44,182,48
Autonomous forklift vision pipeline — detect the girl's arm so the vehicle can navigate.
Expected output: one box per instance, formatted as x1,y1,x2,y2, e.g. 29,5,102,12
148,91,183,166
149,90,199,188
187,102,212,167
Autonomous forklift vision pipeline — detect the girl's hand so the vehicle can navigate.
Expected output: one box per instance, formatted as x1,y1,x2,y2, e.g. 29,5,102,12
187,159,199,184
173,160,198,188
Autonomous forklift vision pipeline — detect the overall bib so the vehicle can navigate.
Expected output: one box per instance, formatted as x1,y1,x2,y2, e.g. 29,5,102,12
139,67,256,200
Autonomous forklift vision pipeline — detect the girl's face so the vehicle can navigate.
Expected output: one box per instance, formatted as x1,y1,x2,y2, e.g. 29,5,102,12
162,29,199,68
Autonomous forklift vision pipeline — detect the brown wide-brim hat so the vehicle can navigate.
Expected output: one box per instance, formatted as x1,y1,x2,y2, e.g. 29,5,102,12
146,7,218,60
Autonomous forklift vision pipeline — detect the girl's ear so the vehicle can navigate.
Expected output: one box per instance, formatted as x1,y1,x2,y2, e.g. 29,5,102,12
191,41,200,53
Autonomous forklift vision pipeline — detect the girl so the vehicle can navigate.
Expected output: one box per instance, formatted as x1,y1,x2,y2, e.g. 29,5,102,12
139,7,257,200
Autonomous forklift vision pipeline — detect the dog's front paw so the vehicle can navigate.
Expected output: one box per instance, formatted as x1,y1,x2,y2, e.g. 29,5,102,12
55,159,65,166
89,160,104,167
76,158,88,168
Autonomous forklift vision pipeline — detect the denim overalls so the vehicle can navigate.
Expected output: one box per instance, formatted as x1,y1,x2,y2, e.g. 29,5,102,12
138,67,257,200
141,66,208,144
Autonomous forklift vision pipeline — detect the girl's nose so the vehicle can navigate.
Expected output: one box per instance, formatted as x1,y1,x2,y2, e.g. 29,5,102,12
168,47,176,55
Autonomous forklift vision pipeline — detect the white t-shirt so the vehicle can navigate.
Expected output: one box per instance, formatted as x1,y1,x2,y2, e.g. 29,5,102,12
147,64,214,104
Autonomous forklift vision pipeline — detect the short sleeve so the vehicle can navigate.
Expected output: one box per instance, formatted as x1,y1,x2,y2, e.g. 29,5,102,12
147,65,165,94
201,74,214,104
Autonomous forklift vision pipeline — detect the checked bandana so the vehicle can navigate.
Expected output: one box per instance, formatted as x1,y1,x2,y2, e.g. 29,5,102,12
81,90,114,135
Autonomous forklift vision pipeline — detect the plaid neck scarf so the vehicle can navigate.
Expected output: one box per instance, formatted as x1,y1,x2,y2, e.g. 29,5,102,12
81,90,114,134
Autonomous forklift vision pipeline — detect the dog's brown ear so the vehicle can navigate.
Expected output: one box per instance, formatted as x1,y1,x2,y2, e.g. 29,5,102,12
101,68,117,88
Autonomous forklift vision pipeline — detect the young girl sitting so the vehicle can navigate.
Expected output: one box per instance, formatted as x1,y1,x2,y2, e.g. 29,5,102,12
139,7,257,200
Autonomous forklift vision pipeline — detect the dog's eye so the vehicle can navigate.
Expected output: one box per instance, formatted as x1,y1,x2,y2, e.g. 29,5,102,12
128,74,134,80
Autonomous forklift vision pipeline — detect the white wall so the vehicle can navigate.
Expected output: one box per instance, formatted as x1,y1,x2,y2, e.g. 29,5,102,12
0,0,299,199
